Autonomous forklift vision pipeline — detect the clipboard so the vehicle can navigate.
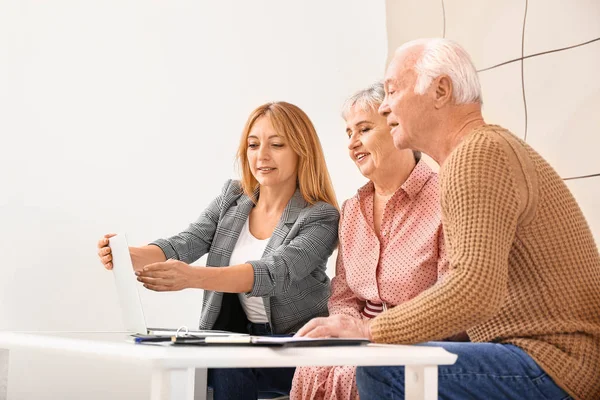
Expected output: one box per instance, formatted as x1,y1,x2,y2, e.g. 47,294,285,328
172,335,370,347
130,330,249,344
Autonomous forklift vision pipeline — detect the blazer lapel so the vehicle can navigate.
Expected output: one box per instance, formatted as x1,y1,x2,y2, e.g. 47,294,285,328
212,191,256,267
230,193,255,220
263,188,307,254
219,187,306,264
261,188,307,327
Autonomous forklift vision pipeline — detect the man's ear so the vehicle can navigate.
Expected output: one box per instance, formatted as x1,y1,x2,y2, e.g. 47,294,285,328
433,75,453,109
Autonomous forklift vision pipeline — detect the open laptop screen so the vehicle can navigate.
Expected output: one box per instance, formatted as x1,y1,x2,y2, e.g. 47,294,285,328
109,234,149,334
109,234,249,337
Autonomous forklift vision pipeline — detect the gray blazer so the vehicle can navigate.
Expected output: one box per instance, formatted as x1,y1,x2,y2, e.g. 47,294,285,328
151,179,339,334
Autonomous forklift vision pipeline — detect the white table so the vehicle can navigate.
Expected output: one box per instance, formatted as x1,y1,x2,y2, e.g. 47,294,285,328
0,332,457,400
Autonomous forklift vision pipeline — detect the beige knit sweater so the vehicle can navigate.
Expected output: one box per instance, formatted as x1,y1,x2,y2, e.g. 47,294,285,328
370,125,600,400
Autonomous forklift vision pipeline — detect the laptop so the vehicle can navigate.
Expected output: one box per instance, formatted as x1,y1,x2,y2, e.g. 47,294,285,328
109,233,244,337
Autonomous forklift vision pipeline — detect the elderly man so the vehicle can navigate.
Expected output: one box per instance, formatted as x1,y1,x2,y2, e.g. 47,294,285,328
296,38,600,400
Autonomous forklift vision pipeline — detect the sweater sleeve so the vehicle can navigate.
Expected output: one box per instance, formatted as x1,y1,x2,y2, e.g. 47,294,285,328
436,225,450,281
370,133,521,343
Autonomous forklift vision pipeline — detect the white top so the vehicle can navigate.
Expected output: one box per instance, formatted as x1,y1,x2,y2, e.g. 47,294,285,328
230,218,270,323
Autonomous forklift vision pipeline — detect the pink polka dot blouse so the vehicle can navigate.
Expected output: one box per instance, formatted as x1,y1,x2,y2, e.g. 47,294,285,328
291,160,449,400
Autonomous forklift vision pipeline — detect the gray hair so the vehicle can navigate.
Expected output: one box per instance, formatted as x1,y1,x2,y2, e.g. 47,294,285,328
341,82,421,161
396,38,482,104
341,81,385,120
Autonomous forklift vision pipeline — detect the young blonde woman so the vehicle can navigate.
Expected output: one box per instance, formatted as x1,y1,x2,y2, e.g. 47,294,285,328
97,101,339,400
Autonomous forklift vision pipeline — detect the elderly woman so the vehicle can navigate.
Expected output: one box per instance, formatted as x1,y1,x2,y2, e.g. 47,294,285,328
290,82,451,400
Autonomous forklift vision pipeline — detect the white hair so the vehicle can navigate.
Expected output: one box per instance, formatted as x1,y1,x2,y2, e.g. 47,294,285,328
341,82,422,160
396,38,482,104
341,81,385,120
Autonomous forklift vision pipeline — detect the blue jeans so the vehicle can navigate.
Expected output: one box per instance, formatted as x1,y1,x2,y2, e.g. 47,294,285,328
207,322,296,400
356,342,572,400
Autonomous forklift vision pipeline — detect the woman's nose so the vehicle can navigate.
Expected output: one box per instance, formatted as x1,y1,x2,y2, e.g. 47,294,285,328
258,145,270,160
347,135,360,151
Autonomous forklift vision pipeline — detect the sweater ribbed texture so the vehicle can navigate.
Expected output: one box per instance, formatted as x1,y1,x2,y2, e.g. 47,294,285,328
370,125,600,400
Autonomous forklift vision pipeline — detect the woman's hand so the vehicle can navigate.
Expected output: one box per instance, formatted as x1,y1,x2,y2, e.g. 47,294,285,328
294,314,373,340
97,233,117,270
136,260,196,292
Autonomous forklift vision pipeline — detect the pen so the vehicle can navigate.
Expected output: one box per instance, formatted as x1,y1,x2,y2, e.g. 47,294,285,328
133,336,174,343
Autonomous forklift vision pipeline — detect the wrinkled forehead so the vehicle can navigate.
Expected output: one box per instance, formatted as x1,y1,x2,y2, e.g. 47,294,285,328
383,67,415,89
384,45,422,85
345,104,380,126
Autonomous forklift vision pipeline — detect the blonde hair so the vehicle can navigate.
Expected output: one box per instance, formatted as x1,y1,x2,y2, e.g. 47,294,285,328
237,102,339,209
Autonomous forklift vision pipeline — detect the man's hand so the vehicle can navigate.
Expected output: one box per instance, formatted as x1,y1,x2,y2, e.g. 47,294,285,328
136,260,196,292
295,314,373,340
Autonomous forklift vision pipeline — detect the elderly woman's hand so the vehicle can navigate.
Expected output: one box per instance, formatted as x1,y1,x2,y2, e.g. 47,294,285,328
97,233,117,270
136,259,196,292
294,314,373,340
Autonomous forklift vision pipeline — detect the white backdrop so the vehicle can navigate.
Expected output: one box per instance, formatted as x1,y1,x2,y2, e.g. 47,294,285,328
0,1,385,398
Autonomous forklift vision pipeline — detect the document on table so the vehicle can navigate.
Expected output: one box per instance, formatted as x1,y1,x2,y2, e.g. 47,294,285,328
129,330,248,344
172,335,370,347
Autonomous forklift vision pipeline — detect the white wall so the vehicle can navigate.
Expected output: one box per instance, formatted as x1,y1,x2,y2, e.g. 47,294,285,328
0,1,385,398
3,1,599,398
